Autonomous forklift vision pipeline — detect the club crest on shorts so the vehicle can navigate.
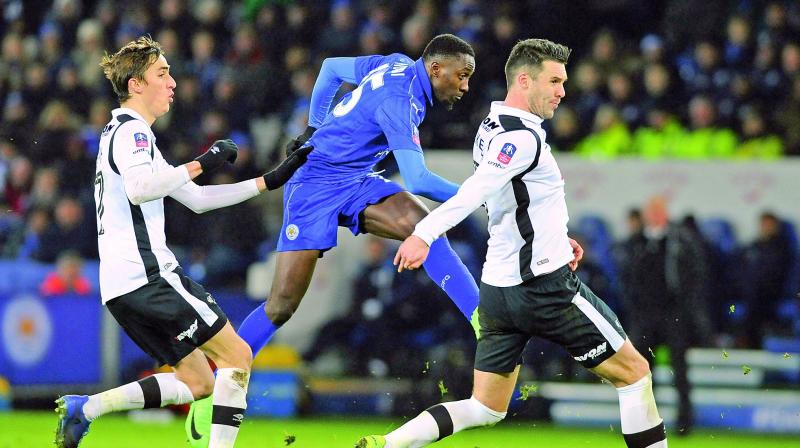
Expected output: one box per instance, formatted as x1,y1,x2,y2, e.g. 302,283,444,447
285,224,300,241
497,143,516,164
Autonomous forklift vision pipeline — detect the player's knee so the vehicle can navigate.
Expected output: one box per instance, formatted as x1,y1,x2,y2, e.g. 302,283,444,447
265,297,296,326
631,351,651,379
622,351,651,386
186,375,215,399
230,337,253,369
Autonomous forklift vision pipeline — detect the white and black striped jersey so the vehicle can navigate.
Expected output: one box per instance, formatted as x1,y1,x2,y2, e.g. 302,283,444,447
413,102,573,287
95,108,180,303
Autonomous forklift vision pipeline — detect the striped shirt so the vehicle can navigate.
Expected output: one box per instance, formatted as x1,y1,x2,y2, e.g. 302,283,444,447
413,102,573,286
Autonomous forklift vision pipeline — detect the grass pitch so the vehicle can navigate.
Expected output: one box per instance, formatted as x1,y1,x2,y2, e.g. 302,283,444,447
2,411,798,447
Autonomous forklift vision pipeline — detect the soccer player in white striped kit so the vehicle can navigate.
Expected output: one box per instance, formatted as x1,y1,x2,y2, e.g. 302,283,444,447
54,36,308,448
358,39,667,448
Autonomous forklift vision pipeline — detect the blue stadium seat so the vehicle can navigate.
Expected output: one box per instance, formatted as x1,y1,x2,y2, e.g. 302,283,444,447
699,218,737,256
574,215,620,299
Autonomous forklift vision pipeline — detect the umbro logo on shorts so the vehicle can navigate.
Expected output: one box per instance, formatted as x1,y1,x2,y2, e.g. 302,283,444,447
175,319,199,341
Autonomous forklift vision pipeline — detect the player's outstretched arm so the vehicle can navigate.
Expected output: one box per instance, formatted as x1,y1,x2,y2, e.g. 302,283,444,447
123,139,238,205
394,150,459,203
308,57,358,128
263,145,313,190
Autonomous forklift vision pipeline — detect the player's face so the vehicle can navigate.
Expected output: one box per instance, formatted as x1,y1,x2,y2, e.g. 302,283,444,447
430,54,475,111
140,55,176,120
525,60,567,119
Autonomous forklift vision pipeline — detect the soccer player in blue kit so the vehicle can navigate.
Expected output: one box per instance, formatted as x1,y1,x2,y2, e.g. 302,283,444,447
186,34,481,445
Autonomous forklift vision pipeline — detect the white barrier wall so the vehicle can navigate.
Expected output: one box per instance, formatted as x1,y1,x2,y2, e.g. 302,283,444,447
425,152,800,241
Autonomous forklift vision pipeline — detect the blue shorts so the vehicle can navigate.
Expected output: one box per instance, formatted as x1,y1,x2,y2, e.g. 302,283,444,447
278,174,404,252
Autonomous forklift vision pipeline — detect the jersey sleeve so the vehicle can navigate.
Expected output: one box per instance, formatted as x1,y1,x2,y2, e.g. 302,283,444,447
354,54,389,83
375,95,422,153
308,57,358,128
111,120,154,173
412,129,540,244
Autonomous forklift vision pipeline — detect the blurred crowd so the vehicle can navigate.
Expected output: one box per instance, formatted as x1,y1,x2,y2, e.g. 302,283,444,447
1,1,799,290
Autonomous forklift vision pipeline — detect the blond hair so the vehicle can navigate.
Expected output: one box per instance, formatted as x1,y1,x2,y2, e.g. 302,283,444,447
99,36,163,103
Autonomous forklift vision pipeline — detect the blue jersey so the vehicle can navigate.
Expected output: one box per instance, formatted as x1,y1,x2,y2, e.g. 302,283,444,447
294,54,434,184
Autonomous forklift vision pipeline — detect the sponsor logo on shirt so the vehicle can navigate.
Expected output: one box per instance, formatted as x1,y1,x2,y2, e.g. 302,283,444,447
497,143,516,164
134,132,149,148
286,224,300,241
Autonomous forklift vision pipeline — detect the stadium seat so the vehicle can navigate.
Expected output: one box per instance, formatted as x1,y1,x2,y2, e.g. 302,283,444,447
699,218,737,256
574,215,620,299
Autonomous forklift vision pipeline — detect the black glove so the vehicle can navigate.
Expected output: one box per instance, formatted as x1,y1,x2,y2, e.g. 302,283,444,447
264,145,314,190
195,139,238,172
285,126,317,157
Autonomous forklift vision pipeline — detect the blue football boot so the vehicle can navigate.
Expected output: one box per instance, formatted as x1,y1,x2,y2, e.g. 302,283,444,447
55,395,91,448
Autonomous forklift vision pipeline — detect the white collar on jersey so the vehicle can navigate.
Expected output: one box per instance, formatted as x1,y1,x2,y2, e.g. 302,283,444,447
489,101,544,126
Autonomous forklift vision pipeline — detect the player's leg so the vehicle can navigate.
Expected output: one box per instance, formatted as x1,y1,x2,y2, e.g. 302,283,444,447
196,322,253,448
81,349,209,421
357,282,523,448
361,190,479,319
590,341,666,448
57,274,226,448
238,180,338,355
567,280,667,448
358,368,514,448
237,250,320,354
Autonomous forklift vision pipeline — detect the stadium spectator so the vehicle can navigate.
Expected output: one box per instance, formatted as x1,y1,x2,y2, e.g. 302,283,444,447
736,106,783,158
673,95,737,158
632,107,685,159
740,212,795,347
575,105,632,159
33,195,96,263
317,1,360,57
39,250,92,296
621,196,712,435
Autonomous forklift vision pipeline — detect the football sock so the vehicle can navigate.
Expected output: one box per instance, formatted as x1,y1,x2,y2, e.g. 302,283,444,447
422,237,480,319
385,396,505,447
237,302,281,355
209,368,249,448
617,373,667,448
82,373,194,421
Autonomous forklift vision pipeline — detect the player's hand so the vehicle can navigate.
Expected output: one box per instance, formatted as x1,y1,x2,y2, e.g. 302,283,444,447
285,126,316,157
568,238,584,271
195,139,238,172
263,145,314,190
394,235,430,272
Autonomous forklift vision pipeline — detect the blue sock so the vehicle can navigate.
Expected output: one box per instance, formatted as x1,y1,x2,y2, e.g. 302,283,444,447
422,237,480,319
237,302,280,355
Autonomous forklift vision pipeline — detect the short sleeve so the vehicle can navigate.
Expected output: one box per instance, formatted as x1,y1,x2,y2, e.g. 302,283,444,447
112,120,154,173
375,95,423,153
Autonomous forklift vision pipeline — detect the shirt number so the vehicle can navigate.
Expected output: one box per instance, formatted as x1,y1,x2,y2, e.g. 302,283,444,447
94,172,105,235
332,64,390,117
